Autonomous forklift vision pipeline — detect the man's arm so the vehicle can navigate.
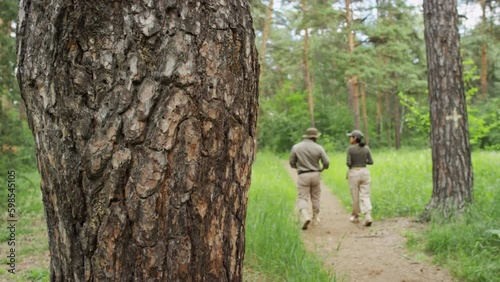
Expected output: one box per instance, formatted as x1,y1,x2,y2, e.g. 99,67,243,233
320,147,329,170
289,147,297,169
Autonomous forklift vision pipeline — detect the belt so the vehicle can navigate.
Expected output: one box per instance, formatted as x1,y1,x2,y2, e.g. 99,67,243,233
298,170,319,175
350,167,366,170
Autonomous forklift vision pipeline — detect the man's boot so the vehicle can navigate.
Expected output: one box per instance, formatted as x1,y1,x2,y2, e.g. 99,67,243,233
312,213,320,226
364,212,373,227
301,209,311,230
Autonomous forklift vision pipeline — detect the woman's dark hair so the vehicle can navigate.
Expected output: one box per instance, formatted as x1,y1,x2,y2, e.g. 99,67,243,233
355,137,366,147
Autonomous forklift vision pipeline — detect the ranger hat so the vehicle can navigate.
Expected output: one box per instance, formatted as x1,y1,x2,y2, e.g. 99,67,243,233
347,129,364,139
303,128,321,139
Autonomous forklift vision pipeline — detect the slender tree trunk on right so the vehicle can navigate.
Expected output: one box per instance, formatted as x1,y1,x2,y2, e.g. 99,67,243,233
346,0,360,129
423,0,473,219
302,0,315,127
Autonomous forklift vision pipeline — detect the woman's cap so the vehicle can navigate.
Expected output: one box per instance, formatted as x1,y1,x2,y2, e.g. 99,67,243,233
347,129,364,139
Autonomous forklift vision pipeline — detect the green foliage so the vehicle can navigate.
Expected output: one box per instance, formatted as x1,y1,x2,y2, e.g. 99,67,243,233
257,82,312,152
398,91,430,137
0,105,37,172
22,268,50,282
397,59,500,150
245,152,336,281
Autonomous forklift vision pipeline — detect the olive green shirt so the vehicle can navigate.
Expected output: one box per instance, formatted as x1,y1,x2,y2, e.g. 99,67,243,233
346,144,374,168
290,139,330,172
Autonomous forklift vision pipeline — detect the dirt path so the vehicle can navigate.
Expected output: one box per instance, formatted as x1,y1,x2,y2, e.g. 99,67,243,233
283,162,455,282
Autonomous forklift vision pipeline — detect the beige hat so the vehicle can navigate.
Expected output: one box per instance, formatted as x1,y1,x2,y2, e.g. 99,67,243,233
347,129,364,139
303,128,321,139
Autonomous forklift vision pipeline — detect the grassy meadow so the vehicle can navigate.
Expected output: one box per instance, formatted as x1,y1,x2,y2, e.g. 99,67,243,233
321,149,500,282
1,150,498,281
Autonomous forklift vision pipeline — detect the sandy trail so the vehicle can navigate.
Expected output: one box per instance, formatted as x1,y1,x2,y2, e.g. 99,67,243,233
283,162,455,282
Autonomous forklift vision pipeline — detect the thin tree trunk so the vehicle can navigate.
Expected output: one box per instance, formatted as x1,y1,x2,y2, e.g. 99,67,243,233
394,89,401,149
302,0,315,127
385,91,392,148
16,1,259,281
376,92,382,144
423,0,473,219
360,82,369,144
259,0,274,87
346,0,360,129
480,0,488,97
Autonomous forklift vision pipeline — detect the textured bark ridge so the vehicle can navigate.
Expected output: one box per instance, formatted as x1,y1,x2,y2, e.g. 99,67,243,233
17,1,259,281
423,0,473,218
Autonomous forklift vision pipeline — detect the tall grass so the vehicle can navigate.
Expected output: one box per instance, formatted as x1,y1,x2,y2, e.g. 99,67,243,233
322,149,500,281
321,149,433,219
423,151,500,282
245,152,335,281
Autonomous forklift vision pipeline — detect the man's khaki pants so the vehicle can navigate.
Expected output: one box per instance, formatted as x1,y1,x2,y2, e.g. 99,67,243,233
297,172,321,216
347,168,372,217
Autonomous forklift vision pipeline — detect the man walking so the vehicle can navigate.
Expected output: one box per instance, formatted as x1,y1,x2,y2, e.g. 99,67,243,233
289,128,330,230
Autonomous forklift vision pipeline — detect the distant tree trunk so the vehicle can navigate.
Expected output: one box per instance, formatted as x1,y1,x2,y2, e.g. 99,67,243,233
346,0,360,129
480,0,488,97
302,0,315,127
376,92,382,144
259,0,274,87
385,92,392,148
423,0,473,218
360,82,369,144
17,1,259,281
394,91,401,149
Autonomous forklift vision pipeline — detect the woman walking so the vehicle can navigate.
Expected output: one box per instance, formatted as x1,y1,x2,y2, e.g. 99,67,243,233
346,130,374,226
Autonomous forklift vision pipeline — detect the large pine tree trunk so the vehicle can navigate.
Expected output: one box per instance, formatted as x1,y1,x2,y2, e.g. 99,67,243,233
16,1,259,281
423,0,473,218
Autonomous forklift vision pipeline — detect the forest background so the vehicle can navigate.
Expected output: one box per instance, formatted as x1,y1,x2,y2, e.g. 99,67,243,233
1,0,500,169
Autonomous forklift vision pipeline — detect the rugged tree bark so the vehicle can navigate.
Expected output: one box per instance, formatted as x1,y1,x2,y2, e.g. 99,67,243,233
423,0,473,218
346,0,360,129
301,0,315,127
16,1,259,281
